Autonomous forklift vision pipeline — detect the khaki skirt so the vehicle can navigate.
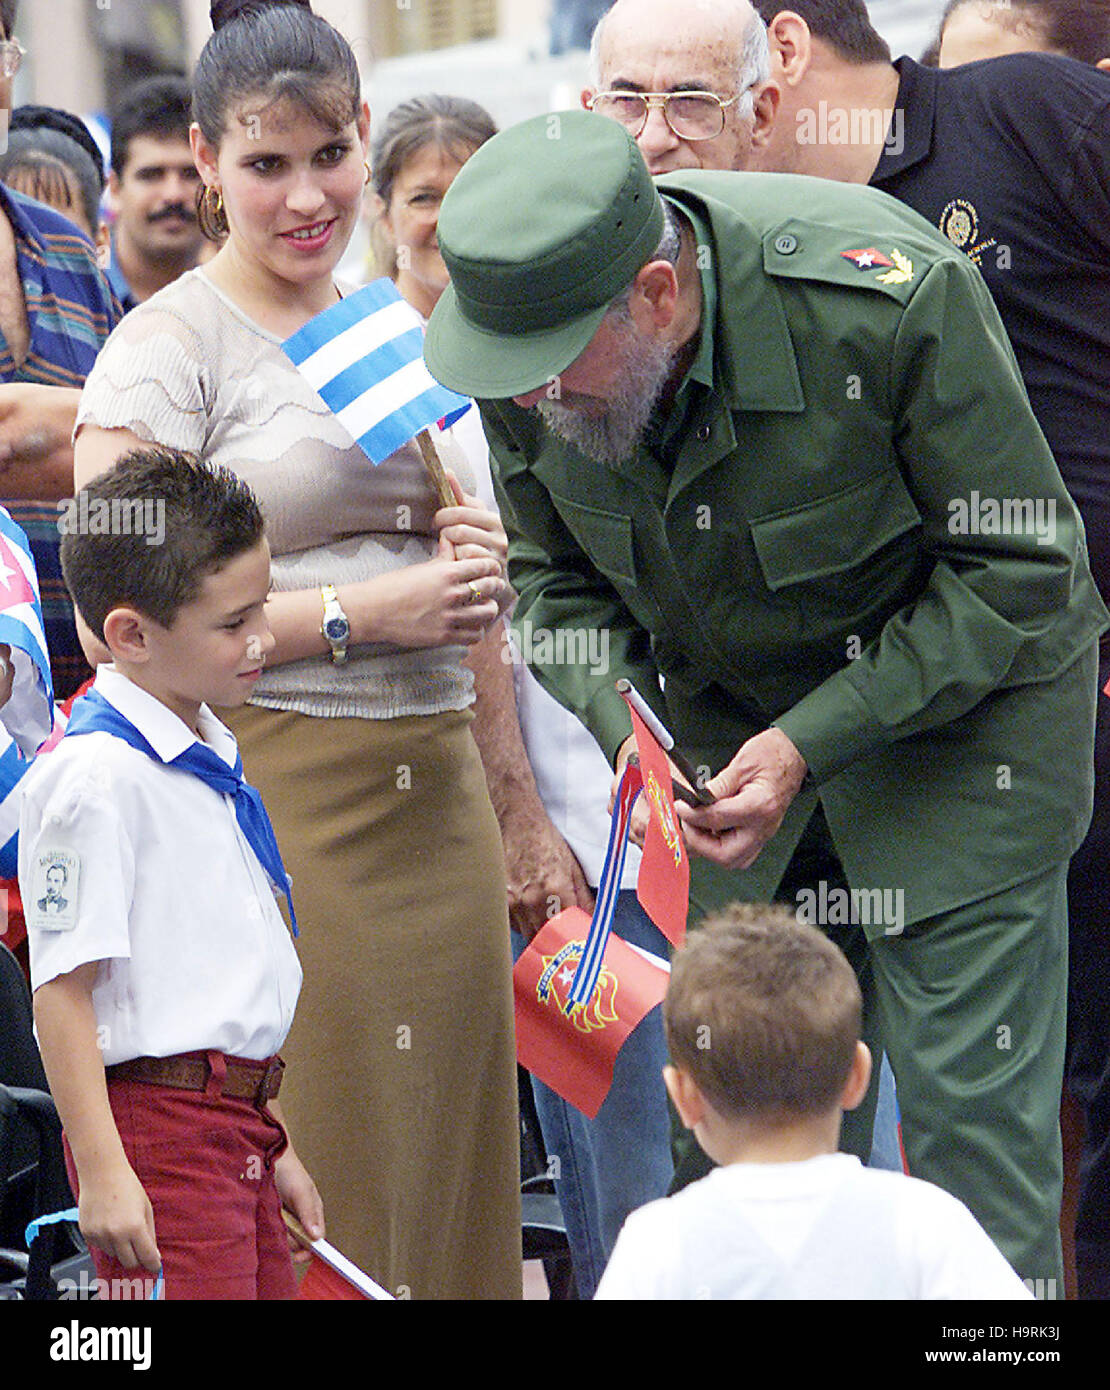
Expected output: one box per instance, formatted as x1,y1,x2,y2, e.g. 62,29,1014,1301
222,702,521,1299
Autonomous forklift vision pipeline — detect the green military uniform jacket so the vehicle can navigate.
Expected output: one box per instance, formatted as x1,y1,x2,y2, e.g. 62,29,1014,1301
479,171,1108,929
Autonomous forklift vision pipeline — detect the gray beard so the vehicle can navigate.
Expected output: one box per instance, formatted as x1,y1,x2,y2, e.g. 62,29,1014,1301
535,321,676,466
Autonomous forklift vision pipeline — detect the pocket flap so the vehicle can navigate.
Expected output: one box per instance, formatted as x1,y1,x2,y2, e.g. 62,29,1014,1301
750,470,922,591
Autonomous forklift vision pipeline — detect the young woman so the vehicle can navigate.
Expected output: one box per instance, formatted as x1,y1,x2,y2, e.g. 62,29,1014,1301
73,0,521,1300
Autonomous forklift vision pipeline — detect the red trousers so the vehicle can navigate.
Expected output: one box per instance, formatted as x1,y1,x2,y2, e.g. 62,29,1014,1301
64,1051,298,1301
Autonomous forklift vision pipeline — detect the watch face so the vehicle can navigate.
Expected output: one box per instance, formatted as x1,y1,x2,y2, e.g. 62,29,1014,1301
323,617,350,642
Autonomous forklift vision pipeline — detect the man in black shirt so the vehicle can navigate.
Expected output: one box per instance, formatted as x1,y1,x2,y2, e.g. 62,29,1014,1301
753,0,1110,1300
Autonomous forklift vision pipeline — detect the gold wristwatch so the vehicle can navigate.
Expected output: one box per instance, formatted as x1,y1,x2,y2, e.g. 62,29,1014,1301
320,584,350,665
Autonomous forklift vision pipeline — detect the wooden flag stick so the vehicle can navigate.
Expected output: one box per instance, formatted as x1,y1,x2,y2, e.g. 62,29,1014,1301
417,428,457,510
282,1210,394,1300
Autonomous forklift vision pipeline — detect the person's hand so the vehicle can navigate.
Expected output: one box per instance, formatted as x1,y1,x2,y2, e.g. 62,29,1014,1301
77,1159,161,1274
0,383,80,499
352,555,512,648
435,471,510,573
608,733,699,848
275,1147,325,1266
675,727,807,869
0,384,58,469
0,644,12,709
501,806,595,941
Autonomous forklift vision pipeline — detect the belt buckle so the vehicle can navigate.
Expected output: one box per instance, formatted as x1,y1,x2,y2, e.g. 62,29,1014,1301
255,1056,284,1106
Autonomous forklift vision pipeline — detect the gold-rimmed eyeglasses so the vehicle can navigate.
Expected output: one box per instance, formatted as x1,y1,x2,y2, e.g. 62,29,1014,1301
0,37,25,79
587,89,743,141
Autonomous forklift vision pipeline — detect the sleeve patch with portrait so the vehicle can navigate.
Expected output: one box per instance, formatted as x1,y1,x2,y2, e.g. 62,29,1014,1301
27,849,81,932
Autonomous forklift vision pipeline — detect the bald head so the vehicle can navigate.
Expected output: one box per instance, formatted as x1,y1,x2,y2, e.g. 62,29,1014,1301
584,0,779,175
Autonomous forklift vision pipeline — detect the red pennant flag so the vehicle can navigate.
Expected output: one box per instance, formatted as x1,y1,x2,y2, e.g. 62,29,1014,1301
625,700,690,948
286,1212,393,1300
513,908,670,1118
297,1252,372,1301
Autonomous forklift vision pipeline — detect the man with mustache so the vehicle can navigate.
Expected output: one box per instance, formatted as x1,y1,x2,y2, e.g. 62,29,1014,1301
106,77,204,311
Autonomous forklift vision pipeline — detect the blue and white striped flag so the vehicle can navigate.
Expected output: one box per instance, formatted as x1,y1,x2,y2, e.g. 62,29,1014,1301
282,278,471,465
0,507,51,704
0,507,54,875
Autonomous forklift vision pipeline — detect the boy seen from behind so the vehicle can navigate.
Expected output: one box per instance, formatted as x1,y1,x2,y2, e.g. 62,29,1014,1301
596,904,1031,1299
22,448,322,1300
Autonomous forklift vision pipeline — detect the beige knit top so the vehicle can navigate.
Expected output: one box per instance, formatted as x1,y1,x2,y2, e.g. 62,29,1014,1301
76,268,477,719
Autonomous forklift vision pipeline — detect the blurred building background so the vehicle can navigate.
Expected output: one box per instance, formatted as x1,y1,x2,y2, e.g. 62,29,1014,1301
13,1,947,133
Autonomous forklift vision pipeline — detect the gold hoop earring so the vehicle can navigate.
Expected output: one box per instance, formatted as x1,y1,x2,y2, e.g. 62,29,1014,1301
364,161,372,187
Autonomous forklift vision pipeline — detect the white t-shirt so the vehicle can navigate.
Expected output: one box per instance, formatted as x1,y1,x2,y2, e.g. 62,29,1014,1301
595,1153,1033,1300
20,667,302,1063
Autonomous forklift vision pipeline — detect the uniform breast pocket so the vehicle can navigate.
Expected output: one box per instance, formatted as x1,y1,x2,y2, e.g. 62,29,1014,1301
548,493,638,586
748,469,923,596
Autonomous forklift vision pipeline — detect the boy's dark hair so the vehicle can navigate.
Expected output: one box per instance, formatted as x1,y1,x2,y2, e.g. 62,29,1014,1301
110,75,194,178
756,1,892,64
60,447,265,641
939,0,1110,65
664,903,861,1123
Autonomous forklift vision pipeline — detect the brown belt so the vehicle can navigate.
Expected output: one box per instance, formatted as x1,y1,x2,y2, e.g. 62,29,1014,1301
106,1052,284,1106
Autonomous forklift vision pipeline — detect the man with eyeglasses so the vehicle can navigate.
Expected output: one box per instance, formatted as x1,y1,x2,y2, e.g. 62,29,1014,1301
743,0,1110,1306
582,0,779,175
425,102,1109,1296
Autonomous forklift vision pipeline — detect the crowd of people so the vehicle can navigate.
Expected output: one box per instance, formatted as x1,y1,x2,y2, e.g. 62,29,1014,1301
1,0,1108,1302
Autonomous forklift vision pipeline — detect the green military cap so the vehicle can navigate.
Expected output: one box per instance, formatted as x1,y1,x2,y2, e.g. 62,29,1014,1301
425,110,665,398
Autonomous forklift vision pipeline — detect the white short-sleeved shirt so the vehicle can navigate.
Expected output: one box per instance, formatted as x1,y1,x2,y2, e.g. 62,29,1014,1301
20,667,302,1064
594,1153,1034,1300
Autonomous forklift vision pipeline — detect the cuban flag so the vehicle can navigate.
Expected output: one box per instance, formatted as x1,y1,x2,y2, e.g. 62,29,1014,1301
282,278,471,465
0,508,54,876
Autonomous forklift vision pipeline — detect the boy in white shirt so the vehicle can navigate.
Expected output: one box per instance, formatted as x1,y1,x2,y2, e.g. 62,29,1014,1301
21,447,323,1300
596,904,1032,1300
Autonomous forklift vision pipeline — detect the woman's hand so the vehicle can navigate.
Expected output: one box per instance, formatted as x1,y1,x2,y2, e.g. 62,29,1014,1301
434,470,509,570
348,555,512,648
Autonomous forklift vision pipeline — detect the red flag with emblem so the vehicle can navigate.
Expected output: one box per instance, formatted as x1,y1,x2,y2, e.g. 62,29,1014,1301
513,908,670,1118
625,699,690,948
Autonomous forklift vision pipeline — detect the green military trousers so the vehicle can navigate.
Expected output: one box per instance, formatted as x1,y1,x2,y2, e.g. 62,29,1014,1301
870,864,1067,1297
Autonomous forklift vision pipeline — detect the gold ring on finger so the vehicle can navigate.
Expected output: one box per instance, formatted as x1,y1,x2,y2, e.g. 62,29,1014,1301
467,581,483,605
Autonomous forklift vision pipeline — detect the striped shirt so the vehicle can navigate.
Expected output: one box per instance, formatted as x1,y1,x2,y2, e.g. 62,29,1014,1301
0,189,121,882
0,184,122,385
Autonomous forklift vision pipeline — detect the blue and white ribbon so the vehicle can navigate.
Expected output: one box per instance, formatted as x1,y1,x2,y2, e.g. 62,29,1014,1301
566,762,642,1011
